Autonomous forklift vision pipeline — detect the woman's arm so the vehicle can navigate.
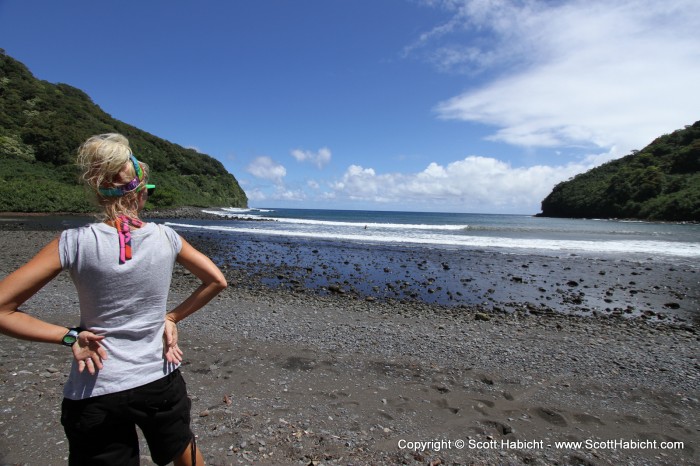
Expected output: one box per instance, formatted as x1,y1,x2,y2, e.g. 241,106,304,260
166,237,227,325
0,238,67,343
0,237,107,374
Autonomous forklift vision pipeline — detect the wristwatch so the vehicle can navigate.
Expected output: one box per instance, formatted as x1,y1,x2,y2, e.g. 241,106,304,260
61,327,83,347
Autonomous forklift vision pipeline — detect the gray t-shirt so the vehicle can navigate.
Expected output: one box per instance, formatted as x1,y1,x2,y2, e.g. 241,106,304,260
59,222,183,399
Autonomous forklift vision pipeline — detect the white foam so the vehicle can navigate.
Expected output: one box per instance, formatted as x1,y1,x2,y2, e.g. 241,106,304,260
209,207,275,214
201,210,264,220
236,216,468,231
165,222,700,258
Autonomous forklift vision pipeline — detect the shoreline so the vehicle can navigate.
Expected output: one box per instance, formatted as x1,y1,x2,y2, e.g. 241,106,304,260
0,224,698,465
0,206,242,221
207,231,699,325
3,213,698,326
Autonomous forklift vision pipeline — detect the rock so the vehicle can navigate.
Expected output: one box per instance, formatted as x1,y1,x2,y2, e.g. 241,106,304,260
475,312,491,321
328,284,344,294
432,384,451,393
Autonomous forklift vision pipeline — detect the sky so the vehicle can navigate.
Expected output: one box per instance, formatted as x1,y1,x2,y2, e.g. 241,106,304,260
1,0,699,214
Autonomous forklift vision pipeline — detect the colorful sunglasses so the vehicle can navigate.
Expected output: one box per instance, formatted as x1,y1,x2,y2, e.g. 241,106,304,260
98,154,155,197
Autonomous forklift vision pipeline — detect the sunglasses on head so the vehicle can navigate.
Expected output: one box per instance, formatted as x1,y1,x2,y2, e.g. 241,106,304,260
98,154,155,197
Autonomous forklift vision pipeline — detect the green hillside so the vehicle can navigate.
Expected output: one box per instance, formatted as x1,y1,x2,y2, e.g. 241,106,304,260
539,121,700,221
0,51,247,213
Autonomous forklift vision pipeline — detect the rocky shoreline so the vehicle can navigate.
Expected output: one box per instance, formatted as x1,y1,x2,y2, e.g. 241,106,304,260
0,225,698,465
145,206,235,221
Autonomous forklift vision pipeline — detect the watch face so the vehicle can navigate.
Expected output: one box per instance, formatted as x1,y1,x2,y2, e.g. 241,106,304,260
63,335,78,345
63,330,79,346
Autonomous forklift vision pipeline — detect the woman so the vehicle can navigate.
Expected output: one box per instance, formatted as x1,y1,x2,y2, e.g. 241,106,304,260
0,133,227,465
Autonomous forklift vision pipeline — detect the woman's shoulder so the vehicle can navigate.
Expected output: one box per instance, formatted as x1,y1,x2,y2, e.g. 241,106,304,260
61,222,110,238
146,222,177,236
147,223,183,251
59,223,106,251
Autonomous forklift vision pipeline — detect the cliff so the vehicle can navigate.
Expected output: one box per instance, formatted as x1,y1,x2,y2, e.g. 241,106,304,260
0,51,247,212
539,121,700,221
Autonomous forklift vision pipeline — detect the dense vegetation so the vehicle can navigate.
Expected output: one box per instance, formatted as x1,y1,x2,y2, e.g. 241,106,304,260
0,51,247,213
540,121,700,221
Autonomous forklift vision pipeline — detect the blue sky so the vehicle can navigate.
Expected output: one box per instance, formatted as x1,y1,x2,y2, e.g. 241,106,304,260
1,0,699,214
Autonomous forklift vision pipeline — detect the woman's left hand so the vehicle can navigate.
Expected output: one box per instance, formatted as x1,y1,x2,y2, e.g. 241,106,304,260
163,317,183,364
72,331,107,375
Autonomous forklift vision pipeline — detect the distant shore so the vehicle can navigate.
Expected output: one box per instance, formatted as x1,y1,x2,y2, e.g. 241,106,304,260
0,206,231,220
0,225,698,465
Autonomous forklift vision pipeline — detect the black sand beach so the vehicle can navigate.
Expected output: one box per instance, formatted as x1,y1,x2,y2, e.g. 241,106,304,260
0,218,698,465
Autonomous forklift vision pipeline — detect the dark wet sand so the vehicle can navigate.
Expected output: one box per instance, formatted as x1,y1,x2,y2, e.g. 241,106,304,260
210,232,698,323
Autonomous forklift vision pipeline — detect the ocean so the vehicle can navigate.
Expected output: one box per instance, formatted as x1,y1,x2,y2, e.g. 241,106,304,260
167,207,700,264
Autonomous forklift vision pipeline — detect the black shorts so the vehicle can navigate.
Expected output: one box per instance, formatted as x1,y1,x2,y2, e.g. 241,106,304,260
61,369,193,466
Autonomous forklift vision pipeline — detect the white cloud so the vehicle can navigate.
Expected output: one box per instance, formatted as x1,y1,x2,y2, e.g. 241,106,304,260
290,147,332,168
330,153,610,212
246,156,287,184
245,188,267,203
276,188,307,201
414,0,700,154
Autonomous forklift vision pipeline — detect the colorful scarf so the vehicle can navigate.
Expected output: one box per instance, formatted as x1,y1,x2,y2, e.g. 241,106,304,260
114,215,143,264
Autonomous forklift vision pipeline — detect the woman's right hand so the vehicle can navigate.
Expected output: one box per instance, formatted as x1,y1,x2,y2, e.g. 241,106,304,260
72,331,108,375
163,318,183,364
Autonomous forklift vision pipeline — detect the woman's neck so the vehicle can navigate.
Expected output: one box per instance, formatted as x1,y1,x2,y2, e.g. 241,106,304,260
104,215,144,229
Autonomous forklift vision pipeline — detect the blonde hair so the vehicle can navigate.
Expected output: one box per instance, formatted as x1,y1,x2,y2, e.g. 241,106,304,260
76,133,149,221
